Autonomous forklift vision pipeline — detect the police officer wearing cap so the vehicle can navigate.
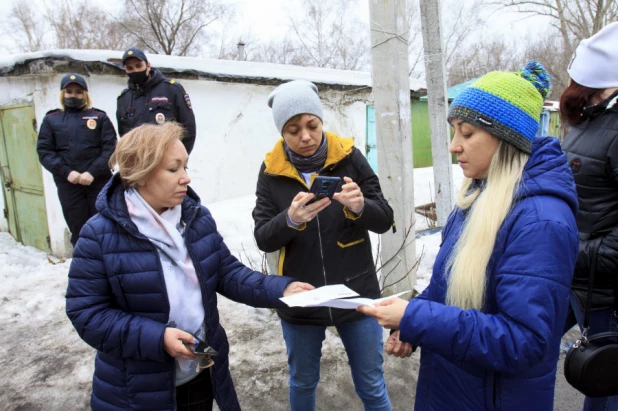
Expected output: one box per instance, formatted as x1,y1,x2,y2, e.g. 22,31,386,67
37,73,117,248
116,48,197,154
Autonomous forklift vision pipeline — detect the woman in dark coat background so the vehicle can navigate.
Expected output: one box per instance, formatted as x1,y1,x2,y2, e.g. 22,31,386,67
37,73,117,247
560,22,618,411
66,122,312,411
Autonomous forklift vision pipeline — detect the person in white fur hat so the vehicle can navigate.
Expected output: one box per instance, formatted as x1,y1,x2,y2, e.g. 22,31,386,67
561,21,618,411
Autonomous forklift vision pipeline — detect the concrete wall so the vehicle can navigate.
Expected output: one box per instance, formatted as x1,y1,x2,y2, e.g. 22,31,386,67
0,73,371,256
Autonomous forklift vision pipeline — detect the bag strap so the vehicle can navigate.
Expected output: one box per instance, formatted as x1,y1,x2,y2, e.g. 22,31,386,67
586,331,618,342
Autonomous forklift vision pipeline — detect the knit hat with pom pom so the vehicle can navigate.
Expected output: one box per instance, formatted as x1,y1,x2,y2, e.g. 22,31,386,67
447,60,551,153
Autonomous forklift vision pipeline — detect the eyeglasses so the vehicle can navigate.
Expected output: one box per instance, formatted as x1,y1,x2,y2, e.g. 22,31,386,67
193,345,218,372
195,355,215,371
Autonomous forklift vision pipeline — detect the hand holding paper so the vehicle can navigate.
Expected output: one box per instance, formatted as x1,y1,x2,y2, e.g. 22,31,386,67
280,284,359,307
280,284,410,311
357,297,409,329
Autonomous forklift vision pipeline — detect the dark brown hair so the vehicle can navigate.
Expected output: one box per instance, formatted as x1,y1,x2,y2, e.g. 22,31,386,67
559,80,604,126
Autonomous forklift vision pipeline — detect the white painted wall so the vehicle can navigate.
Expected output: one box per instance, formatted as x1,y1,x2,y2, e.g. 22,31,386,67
0,73,370,256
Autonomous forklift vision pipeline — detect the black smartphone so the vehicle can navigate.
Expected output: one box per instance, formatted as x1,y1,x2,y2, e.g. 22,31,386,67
308,176,342,203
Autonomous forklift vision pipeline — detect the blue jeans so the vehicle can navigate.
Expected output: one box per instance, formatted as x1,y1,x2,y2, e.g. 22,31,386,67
564,291,618,411
280,317,392,411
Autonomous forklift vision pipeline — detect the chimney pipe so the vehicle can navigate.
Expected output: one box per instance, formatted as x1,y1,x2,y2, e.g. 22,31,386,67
237,41,246,61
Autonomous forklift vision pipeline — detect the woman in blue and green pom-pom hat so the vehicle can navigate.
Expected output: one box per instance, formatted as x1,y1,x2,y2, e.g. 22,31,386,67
359,61,579,410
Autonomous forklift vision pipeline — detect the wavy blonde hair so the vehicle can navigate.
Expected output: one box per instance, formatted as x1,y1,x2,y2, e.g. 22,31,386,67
109,122,185,188
446,141,530,310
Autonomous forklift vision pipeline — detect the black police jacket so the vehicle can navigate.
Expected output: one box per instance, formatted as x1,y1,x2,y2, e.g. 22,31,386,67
116,68,196,154
37,107,117,180
252,132,395,326
562,91,618,310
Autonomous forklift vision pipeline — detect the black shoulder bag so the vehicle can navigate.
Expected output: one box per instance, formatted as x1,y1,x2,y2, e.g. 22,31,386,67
564,246,618,397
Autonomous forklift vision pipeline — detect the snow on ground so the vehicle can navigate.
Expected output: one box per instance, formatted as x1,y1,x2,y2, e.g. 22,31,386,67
0,165,582,410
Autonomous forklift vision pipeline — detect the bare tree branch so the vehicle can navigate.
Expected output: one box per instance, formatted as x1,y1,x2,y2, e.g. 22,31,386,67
493,0,618,54
4,0,50,53
115,0,232,56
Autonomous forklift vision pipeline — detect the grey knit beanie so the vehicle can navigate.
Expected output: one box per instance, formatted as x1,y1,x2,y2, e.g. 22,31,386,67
268,80,323,134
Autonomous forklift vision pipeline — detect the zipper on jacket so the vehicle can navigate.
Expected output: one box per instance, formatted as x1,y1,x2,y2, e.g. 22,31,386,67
345,270,369,283
316,214,335,325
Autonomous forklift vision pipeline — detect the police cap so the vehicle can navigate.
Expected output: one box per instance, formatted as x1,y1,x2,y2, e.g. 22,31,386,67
60,73,88,91
122,48,149,65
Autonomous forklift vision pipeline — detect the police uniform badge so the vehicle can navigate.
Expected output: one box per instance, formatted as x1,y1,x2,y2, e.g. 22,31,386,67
155,113,165,124
184,94,192,110
70,75,76,80
87,119,97,129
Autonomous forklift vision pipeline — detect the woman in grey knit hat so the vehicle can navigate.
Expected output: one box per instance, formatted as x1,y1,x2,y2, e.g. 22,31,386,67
252,80,403,411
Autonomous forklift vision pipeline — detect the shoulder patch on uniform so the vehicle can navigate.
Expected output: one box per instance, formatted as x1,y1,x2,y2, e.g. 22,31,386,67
89,107,106,114
165,78,183,87
45,108,61,116
117,88,129,98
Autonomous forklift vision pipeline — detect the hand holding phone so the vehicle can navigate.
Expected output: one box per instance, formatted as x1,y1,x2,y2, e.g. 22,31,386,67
182,336,218,357
287,190,333,225
332,176,364,213
163,327,198,360
308,176,342,204
182,336,219,371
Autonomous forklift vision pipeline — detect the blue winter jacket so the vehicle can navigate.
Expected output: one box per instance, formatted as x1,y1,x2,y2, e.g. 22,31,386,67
66,174,295,410
401,137,579,411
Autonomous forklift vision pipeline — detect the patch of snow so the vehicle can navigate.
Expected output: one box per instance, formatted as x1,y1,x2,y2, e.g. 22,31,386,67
0,49,426,92
0,161,582,410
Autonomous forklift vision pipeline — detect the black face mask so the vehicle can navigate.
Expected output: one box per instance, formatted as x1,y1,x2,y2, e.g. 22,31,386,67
63,97,84,109
128,69,149,85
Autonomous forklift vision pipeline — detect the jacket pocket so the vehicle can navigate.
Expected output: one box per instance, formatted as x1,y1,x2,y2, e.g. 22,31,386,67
52,126,70,148
337,238,365,248
345,270,370,284
78,124,102,150
111,276,131,311
337,226,366,248
148,102,175,123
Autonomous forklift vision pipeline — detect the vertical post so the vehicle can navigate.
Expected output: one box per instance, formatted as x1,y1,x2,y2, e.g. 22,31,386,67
369,0,416,296
420,0,454,227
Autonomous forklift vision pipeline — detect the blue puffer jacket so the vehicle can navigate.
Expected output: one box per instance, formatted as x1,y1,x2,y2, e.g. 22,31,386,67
66,174,295,410
401,137,579,411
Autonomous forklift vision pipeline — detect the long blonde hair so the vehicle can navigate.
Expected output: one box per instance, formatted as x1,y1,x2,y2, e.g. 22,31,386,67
446,141,530,310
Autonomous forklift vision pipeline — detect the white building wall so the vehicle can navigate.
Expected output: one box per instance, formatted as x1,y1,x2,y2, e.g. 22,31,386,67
0,73,370,256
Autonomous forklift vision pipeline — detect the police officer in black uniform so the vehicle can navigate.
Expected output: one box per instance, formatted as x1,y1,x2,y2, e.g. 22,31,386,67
116,48,197,154
37,73,117,247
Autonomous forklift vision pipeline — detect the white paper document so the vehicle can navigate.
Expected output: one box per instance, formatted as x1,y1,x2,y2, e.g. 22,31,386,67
280,284,410,310
280,284,359,307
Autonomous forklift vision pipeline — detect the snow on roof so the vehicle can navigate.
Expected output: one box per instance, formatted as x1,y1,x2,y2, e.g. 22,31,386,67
0,49,427,92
